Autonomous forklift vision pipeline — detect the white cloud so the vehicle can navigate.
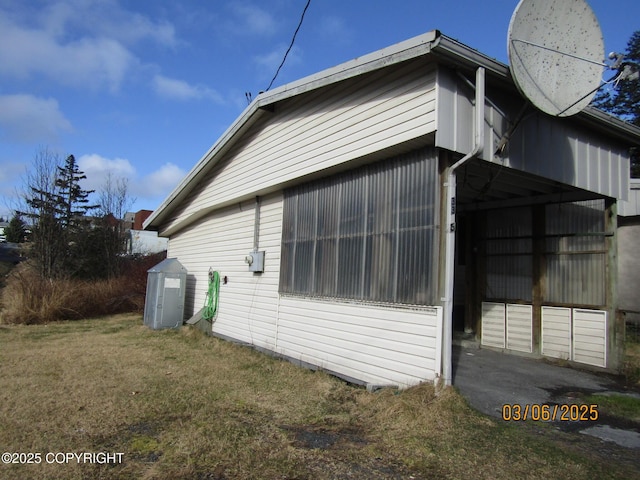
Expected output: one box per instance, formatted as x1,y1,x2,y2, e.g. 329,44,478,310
78,4,177,48
317,16,354,46
0,1,177,92
153,74,224,103
0,94,73,143
77,153,136,191
76,154,185,209
0,15,136,92
253,44,302,80
140,163,186,197
228,3,277,36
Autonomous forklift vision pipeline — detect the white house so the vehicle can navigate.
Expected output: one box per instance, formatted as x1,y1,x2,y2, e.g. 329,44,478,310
145,31,640,389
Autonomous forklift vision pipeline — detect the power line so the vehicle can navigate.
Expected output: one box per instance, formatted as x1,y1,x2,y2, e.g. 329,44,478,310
266,0,312,92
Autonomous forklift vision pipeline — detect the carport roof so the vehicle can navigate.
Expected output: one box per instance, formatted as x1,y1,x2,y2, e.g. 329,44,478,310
456,159,601,212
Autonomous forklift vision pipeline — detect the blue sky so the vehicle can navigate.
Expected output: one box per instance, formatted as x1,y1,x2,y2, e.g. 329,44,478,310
1,0,638,220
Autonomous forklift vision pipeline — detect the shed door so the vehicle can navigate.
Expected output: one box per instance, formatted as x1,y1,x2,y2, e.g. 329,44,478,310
160,276,183,328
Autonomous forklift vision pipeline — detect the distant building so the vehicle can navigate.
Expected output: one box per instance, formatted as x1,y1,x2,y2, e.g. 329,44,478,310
119,210,167,255
126,230,168,255
0,221,8,242
133,210,153,230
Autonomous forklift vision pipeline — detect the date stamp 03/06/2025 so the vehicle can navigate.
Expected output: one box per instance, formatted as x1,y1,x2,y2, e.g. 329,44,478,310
501,403,599,422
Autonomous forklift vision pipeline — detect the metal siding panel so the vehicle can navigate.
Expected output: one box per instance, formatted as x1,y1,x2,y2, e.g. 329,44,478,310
435,66,473,154
481,302,505,348
544,200,606,306
541,306,572,360
506,304,532,353
572,308,607,367
497,112,628,200
619,181,640,216
618,224,640,312
485,207,533,301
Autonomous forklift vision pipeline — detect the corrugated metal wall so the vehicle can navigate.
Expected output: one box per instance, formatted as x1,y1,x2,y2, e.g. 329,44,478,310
485,207,533,301
483,200,606,307
545,199,606,306
280,148,439,305
435,66,630,201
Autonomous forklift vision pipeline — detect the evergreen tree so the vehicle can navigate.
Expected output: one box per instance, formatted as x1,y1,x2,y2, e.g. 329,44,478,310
593,30,640,177
20,152,97,278
53,155,98,274
4,215,26,243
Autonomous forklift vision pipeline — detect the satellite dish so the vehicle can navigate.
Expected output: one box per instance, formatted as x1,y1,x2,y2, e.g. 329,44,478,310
507,0,605,117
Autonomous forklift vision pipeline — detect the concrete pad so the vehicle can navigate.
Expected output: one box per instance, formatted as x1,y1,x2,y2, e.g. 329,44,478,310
580,425,640,449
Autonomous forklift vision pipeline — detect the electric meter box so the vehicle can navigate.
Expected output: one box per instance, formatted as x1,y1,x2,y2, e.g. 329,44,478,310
246,250,265,273
144,258,188,329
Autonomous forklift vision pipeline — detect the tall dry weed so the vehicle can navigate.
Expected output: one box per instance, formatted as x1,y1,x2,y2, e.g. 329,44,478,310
0,262,148,324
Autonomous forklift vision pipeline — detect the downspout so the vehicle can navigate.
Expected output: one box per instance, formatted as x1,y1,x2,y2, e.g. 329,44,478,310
442,67,485,385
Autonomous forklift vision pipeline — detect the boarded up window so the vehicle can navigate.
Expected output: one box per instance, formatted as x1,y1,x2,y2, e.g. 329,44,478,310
280,148,439,305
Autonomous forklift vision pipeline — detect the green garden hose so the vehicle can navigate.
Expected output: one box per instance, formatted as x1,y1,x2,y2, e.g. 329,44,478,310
203,269,220,321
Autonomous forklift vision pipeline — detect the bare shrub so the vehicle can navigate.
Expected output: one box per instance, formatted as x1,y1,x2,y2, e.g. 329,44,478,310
0,263,78,324
0,252,166,324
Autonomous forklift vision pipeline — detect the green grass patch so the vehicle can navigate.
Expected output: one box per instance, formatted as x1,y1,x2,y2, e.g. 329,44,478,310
584,393,640,421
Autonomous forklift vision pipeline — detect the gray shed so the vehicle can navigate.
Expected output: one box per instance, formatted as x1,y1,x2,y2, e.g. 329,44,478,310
143,258,187,330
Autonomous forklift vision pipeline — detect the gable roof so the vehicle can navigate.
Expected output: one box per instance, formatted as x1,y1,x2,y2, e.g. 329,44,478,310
145,30,640,231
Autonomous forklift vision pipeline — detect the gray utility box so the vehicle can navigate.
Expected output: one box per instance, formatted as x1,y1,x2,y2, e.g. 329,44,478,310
144,258,187,330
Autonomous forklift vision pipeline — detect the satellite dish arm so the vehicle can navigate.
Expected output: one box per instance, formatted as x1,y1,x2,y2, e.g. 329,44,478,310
495,102,530,156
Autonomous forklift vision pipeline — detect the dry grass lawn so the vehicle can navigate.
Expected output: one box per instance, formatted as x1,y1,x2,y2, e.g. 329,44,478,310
0,314,637,479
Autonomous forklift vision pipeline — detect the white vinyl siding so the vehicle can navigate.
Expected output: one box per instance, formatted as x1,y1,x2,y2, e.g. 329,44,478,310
485,303,607,367
277,297,441,388
167,193,283,351
482,302,532,352
541,306,572,360
162,60,437,234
